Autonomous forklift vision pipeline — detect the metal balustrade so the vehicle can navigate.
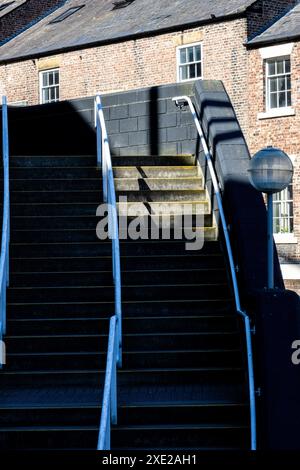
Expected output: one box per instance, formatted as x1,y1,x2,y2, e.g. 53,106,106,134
172,95,257,451
0,96,10,362
95,94,122,450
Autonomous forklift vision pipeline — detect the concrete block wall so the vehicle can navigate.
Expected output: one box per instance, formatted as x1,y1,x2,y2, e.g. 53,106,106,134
5,82,198,157
100,83,197,157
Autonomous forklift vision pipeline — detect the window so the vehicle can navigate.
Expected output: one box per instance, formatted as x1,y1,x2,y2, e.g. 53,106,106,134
49,5,84,24
177,43,202,82
273,183,294,234
266,56,291,110
0,2,15,13
39,69,59,104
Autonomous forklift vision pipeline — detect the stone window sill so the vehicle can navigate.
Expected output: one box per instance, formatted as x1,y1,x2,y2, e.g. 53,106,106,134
258,108,295,120
281,264,300,281
274,233,298,244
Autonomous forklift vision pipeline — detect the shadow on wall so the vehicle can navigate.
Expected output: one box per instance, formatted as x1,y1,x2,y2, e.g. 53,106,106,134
193,80,284,294
3,100,97,156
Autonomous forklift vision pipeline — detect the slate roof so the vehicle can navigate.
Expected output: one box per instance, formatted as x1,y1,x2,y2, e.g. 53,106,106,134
0,0,257,63
248,3,300,46
0,0,27,19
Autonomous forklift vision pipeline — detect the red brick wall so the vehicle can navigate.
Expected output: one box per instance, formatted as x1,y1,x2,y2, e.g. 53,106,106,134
247,42,300,262
285,280,300,294
247,0,297,39
0,0,65,43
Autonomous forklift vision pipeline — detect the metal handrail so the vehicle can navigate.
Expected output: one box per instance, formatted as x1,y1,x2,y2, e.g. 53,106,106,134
0,96,10,352
97,315,118,450
95,94,122,450
173,95,257,450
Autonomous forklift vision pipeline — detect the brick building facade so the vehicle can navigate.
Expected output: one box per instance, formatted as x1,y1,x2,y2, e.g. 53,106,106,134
247,4,300,291
0,0,299,290
0,0,296,131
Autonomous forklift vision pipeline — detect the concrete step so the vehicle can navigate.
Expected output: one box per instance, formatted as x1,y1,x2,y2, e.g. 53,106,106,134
9,177,204,192
10,155,197,168
10,268,227,287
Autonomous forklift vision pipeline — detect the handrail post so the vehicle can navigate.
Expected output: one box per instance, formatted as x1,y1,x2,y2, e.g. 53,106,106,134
172,95,257,451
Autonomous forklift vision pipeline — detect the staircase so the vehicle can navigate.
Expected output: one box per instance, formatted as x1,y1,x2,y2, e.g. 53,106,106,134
0,152,250,450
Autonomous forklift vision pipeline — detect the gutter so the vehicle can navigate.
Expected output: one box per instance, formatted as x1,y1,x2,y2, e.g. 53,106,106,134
247,34,300,49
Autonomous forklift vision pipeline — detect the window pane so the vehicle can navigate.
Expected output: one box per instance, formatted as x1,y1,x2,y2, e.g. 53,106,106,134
42,73,48,87
54,71,59,84
189,64,195,78
270,93,277,109
268,60,276,75
274,219,280,233
277,59,284,74
195,45,201,61
43,88,49,103
50,87,56,102
285,59,291,73
188,47,194,63
286,91,291,107
269,78,277,92
49,72,54,86
56,86,59,100
196,62,201,77
273,204,280,217
287,76,291,90
278,91,286,107
180,65,187,81
180,49,186,64
278,77,286,91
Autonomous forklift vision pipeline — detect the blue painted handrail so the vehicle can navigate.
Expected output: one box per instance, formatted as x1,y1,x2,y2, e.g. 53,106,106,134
172,95,257,451
97,315,118,450
0,96,10,355
95,94,122,450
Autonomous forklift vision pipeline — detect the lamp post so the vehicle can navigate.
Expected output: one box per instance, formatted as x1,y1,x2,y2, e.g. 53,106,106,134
248,147,293,289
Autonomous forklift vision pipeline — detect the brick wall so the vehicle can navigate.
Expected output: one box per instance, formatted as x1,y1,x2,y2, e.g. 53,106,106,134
0,0,65,43
247,42,300,262
0,18,251,133
1,2,293,129
247,0,297,39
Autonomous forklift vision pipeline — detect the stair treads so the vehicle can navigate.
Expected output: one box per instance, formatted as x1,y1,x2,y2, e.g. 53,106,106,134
10,268,227,287
7,298,234,318
7,283,230,303
9,240,220,257
9,177,203,192
10,252,224,273
9,155,197,168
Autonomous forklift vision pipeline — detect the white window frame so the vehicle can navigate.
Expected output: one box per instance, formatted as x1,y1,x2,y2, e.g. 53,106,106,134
265,55,292,112
258,43,295,120
176,42,203,83
39,68,60,104
273,183,294,237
